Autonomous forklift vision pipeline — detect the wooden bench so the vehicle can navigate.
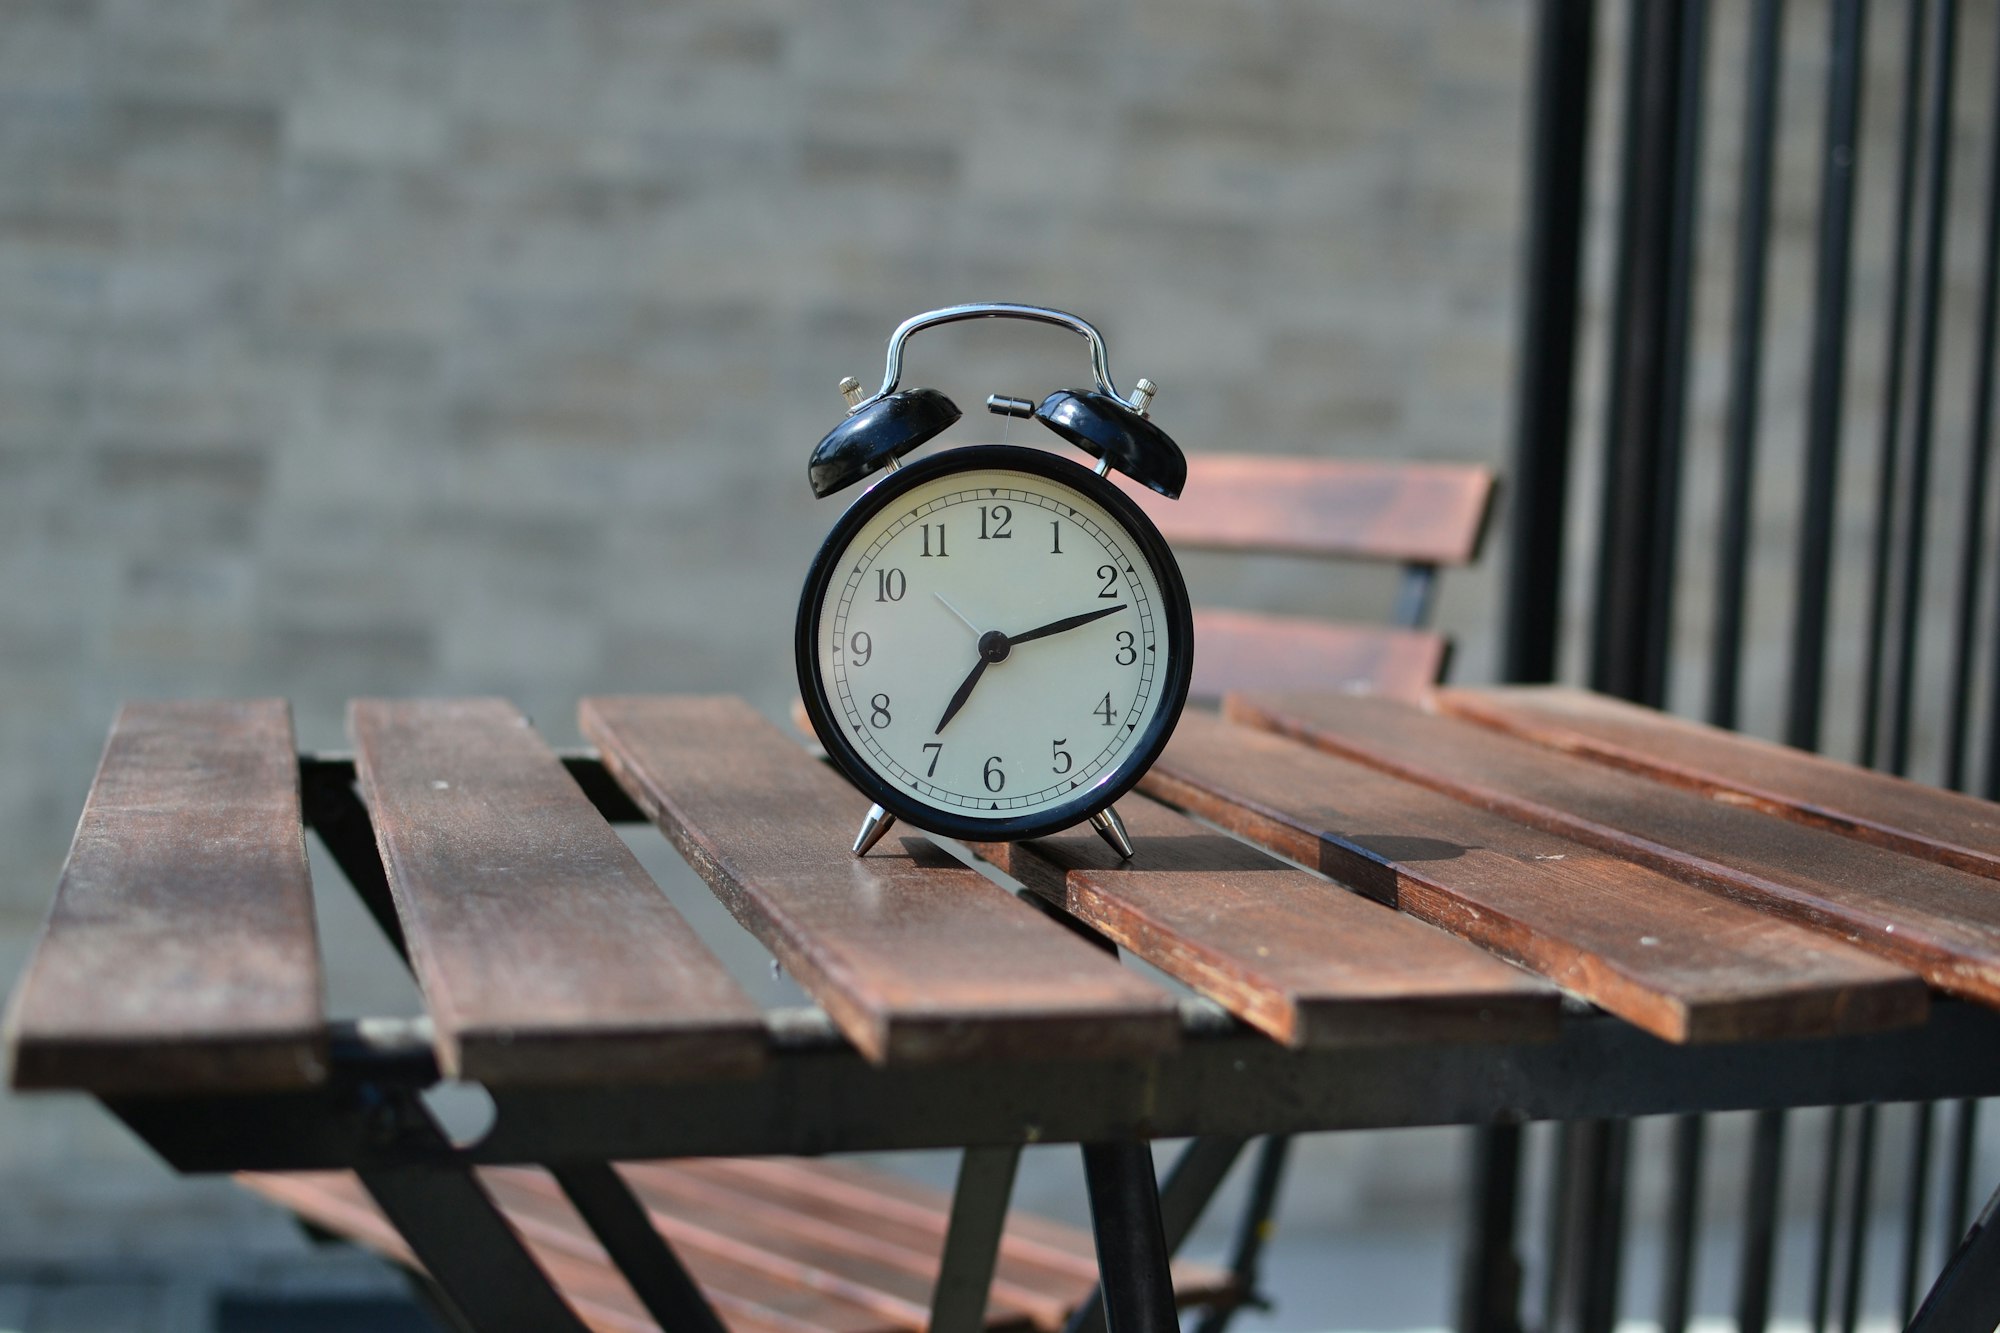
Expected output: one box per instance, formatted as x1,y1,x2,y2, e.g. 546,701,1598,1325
1117,455,1495,700
241,1159,1236,1333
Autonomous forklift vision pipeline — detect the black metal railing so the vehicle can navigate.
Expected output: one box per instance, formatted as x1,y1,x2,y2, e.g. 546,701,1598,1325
1495,2,2000,1332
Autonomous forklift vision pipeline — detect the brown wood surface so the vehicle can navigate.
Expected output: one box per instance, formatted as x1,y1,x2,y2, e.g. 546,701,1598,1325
656,1159,1102,1299
1228,690,2000,1009
1120,456,1496,565
240,1170,896,1333
1441,684,2000,879
1188,609,1445,702
244,1161,1236,1333
974,794,1557,1047
580,695,1179,1065
6,701,326,1094
349,698,765,1086
615,1163,1066,1329
1142,711,1927,1042
695,1158,1104,1278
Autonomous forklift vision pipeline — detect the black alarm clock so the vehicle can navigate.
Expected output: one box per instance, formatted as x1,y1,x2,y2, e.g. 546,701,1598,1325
795,304,1194,859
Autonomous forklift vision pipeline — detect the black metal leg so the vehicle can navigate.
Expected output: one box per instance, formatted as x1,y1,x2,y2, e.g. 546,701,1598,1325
1907,1172,2000,1333
1457,1124,1525,1333
299,756,408,959
1067,1137,1248,1333
931,1145,1024,1333
1192,1134,1291,1333
550,1162,726,1333
1078,1141,1178,1333
359,1165,589,1333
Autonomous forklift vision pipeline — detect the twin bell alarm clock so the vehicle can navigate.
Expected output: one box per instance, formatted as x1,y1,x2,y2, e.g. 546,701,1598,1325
794,303,1194,859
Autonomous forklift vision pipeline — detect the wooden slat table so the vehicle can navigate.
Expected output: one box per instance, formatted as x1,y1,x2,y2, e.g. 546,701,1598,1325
10,690,2000,1333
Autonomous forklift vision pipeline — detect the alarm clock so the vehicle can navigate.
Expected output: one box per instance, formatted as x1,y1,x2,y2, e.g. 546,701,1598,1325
795,303,1194,859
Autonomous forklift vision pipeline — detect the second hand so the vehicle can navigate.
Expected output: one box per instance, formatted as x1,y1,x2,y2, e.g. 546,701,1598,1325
934,593,982,637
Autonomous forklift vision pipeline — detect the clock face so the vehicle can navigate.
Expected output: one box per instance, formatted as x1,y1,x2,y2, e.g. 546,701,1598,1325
797,445,1192,841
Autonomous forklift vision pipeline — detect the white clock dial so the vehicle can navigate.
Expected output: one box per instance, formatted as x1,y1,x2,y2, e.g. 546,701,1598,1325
816,463,1172,822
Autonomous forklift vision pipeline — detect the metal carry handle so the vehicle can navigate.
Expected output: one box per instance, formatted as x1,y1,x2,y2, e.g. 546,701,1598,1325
850,303,1136,414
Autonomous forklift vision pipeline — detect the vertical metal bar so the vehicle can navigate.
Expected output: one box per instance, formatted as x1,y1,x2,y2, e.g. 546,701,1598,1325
1591,0,1699,707
1838,1105,1879,1333
1547,1119,1629,1333
1542,1121,1578,1333
1456,1125,1526,1333
1191,1136,1290,1333
1906,1174,2000,1333
1078,1141,1177,1333
1860,0,1934,770
1642,0,1710,711
549,1162,727,1333
1787,0,1870,754
931,1145,1024,1333
1711,0,1787,731
1948,12,2000,794
1886,0,1960,778
1502,0,1596,685
1735,1108,1788,1333
1810,1106,1850,1333
1069,1137,1250,1333
1900,1103,1938,1324
1659,1115,1704,1333
1946,1100,1981,1244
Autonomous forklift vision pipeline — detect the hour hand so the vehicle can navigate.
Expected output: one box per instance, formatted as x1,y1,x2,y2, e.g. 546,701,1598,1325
935,655,990,735
1007,603,1126,646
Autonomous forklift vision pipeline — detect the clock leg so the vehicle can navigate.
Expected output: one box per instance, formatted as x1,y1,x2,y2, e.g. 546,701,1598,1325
852,803,896,857
1090,806,1135,861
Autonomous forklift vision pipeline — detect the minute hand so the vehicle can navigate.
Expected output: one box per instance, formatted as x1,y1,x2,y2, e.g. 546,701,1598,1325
1008,603,1126,646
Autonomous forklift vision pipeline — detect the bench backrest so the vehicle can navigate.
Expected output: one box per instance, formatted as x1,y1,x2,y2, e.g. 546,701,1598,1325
1118,455,1498,699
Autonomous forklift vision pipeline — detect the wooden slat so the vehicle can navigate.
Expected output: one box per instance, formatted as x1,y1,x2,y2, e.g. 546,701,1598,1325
1441,684,2000,879
1229,690,2000,1010
1143,711,1927,1042
349,698,765,1086
6,701,325,1093
1120,456,1496,565
973,794,1558,1047
581,696,1179,1065
1188,609,1445,702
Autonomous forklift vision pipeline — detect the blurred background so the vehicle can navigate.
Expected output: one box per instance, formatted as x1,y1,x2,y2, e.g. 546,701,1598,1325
6,1,2000,1330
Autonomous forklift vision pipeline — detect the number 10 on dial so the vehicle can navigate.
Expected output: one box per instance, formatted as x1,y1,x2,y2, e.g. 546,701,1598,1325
796,445,1193,849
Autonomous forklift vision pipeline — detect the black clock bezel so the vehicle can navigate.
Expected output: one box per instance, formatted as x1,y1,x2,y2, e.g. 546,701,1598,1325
795,444,1194,844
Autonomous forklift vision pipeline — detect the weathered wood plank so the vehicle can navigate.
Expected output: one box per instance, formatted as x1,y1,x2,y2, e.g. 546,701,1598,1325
973,794,1558,1048
6,701,326,1093
1188,609,1445,702
1144,711,1927,1042
1229,690,2000,1009
580,696,1179,1066
1120,456,1495,565
349,699,765,1086
1441,684,2000,880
